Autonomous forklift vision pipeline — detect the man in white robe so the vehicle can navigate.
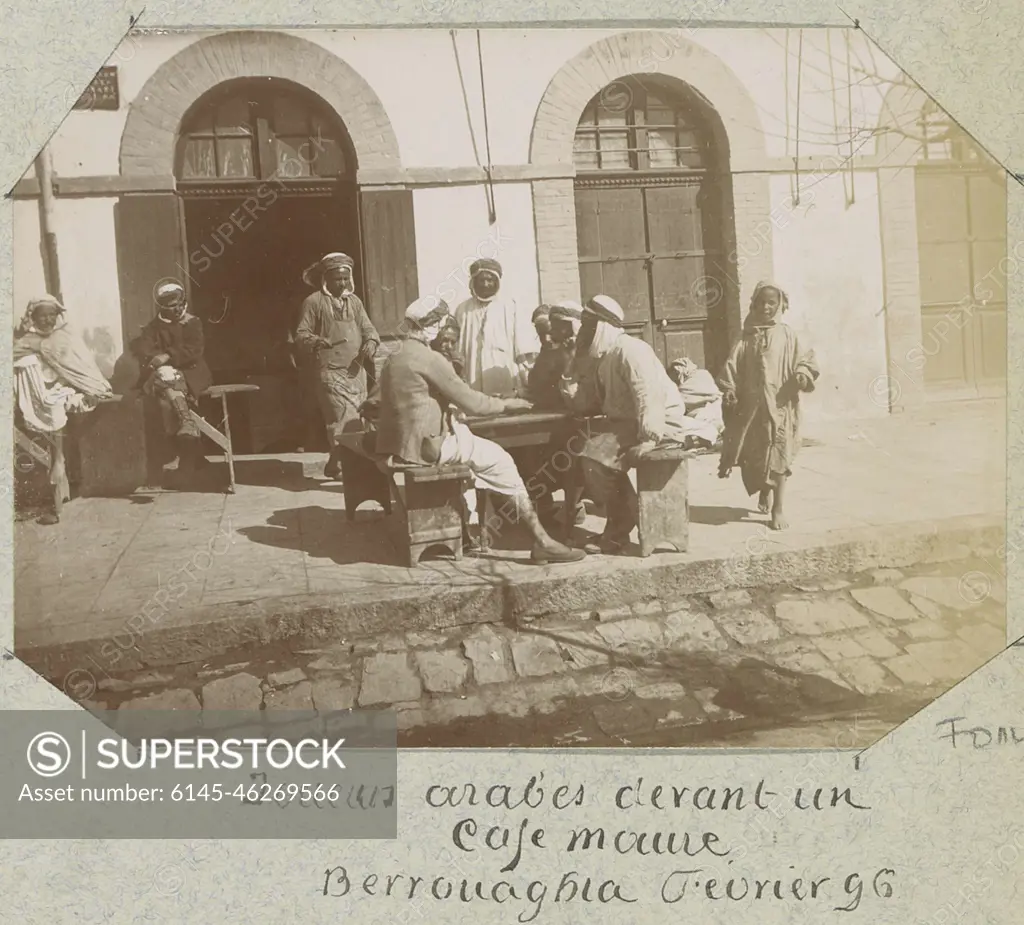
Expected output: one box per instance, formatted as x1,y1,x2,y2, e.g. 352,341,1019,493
453,258,540,397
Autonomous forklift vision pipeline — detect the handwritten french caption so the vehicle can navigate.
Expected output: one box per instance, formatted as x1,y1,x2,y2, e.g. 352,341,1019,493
320,774,896,920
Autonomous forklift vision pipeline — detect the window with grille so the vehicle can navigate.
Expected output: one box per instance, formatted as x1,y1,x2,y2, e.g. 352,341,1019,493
176,83,350,182
918,99,984,164
572,79,709,172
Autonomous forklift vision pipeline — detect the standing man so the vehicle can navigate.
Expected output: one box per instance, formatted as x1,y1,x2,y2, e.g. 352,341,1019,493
295,252,380,479
132,280,213,482
559,295,691,555
454,257,539,397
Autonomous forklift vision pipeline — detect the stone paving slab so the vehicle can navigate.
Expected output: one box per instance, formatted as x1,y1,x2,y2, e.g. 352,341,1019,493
71,554,1009,748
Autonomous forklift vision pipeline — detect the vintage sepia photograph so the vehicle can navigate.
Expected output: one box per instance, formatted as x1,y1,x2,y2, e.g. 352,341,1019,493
11,25,1008,748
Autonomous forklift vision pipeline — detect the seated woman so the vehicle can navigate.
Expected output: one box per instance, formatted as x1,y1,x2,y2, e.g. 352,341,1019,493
131,281,213,482
667,356,726,449
13,295,113,523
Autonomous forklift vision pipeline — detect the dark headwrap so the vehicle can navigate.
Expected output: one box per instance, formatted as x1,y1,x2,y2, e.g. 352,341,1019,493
469,257,502,279
302,252,354,288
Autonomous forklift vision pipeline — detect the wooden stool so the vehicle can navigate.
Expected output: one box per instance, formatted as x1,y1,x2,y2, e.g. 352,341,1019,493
635,446,690,557
336,432,393,521
391,464,472,568
189,383,260,493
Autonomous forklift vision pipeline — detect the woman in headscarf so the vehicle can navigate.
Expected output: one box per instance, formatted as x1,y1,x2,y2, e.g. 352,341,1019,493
132,280,213,481
14,294,112,523
716,281,819,531
558,295,691,554
294,252,380,479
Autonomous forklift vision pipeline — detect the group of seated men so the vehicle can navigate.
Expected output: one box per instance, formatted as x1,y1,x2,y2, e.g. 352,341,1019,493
124,251,724,561
364,257,725,562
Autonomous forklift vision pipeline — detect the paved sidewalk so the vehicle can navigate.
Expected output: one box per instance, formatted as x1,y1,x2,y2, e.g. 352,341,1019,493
14,399,1006,670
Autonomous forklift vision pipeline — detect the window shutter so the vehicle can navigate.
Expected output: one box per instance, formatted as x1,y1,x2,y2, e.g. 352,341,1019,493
358,188,418,337
113,191,187,485
114,192,186,345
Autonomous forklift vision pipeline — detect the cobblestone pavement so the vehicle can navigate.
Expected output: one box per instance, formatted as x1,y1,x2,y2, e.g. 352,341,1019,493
78,554,1008,748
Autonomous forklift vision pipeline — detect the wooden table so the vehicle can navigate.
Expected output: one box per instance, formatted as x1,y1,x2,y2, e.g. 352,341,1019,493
463,410,580,546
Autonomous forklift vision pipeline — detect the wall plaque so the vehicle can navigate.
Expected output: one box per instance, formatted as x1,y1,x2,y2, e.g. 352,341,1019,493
73,66,119,111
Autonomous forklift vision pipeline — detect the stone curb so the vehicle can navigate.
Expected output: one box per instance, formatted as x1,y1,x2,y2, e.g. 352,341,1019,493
82,553,1008,738
17,514,1003,678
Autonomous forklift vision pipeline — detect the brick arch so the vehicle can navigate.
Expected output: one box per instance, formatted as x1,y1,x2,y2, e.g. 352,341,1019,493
119,30,400,176
528,31,771,333
530,30,766,170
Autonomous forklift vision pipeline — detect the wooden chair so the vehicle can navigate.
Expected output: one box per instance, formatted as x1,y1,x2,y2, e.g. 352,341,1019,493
635,446,690,556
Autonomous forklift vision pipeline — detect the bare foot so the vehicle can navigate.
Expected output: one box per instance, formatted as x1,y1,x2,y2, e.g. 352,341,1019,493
769,513,788,531
758,489,772,514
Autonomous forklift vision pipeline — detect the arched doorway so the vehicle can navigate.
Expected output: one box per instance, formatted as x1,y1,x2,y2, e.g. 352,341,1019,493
572,74,734,371
174,78,359,452
914,99,1007,398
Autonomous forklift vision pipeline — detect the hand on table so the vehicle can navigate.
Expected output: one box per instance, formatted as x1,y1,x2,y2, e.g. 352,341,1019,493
502,397,533,413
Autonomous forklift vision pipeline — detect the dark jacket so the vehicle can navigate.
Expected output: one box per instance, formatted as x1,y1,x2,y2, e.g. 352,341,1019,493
132,314,213,397
527,343,572,410
375,338,505,465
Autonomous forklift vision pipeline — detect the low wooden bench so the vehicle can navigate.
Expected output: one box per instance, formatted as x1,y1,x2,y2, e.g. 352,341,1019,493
335,430,473,567
391,463,473,567
188,383,260,494
635,445,690,557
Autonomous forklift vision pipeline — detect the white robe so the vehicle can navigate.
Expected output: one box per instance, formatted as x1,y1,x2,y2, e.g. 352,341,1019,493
453,294,540,397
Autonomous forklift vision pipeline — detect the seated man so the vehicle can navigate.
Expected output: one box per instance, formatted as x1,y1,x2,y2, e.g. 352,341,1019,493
559,295,691,555
132,281,213,480
524,301,587,528
431,315,467,380
14,294,113,524
375,296,585,564
667,356,726,449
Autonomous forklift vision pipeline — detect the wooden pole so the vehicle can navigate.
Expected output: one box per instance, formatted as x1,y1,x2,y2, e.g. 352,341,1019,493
34,146,62,302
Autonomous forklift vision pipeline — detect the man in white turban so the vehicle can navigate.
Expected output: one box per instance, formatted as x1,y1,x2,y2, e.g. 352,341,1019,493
559,294,692,555
295,252,380,479
453,257,540,397
373,296,585,564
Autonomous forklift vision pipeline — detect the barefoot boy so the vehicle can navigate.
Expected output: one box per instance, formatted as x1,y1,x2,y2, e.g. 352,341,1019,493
716,281,818,530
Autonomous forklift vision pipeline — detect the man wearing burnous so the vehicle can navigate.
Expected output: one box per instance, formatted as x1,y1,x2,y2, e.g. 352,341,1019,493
453,257,540,397
295,252,381,479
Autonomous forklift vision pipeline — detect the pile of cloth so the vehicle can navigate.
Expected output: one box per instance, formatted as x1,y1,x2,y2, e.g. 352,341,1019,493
667,357,725,449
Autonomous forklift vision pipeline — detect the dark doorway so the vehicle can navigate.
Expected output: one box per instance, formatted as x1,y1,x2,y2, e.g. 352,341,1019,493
175,78,360,454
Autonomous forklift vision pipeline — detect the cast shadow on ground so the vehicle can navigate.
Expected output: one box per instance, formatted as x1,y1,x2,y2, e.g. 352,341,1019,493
689,504,760,526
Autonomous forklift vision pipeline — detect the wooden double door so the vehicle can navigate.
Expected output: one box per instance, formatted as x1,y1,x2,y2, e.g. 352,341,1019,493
915,163,1007,397
574,174,730,373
